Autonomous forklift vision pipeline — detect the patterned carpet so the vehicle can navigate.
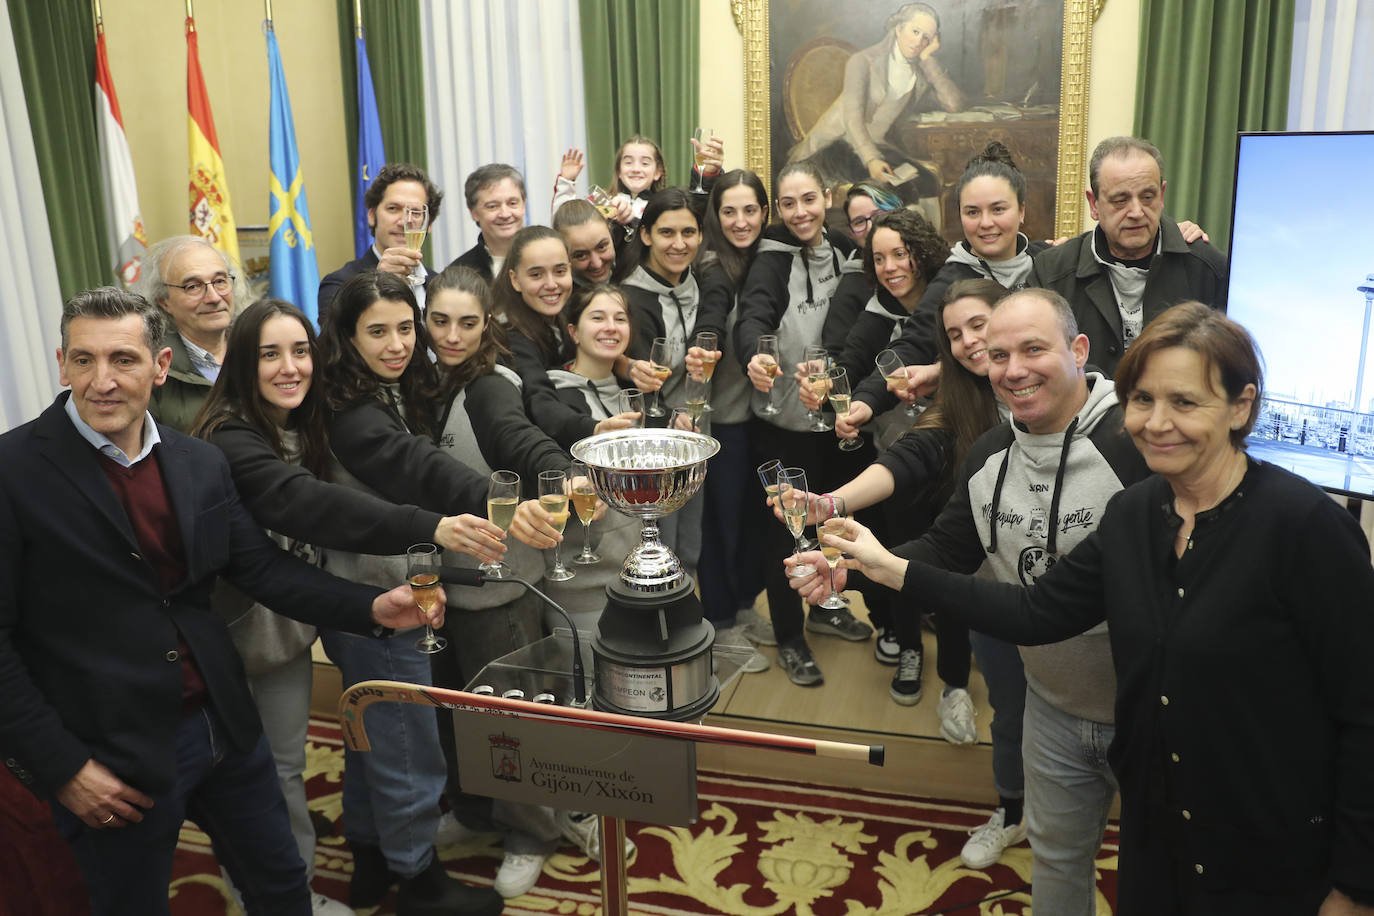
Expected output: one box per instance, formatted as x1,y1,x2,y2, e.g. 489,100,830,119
163,717,1120,915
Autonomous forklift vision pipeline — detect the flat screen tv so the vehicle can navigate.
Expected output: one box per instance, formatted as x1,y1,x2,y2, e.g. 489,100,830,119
1227,130,1374,499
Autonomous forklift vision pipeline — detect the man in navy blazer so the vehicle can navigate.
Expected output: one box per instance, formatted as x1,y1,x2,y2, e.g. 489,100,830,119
317,163,442,327
0,288,465,914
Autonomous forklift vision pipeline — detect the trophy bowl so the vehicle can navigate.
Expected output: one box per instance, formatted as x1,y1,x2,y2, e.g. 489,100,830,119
571,429,720,591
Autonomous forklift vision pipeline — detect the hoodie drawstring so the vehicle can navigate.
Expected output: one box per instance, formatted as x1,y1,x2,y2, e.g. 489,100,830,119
1046,417,1079,555
984,447,1013,555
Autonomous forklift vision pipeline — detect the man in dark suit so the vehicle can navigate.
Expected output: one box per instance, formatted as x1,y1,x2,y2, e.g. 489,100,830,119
317,163,443,327
1029,136,1228,377
0,288,500,915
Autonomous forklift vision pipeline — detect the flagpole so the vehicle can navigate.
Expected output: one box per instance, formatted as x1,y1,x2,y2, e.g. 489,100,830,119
264,0,273,30
92,0,102,36
354,0,362,39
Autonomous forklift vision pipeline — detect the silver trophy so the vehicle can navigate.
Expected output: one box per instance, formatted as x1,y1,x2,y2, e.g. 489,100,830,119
571,428,722,720
571,429,720,592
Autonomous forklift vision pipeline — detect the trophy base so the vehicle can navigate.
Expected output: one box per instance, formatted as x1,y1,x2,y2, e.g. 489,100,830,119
620,539,684,592
591,578,719,722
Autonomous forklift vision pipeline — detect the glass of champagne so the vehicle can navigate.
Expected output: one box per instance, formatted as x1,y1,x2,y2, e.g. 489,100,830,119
803,345,832,432
588,185,617,220
757,335,782,416
778,467,817,578
407,543,447,654
402,204,430,286
684,375,710,429
647,337,673,418
569,458,600,565
538,470,574,582
620,388,645,428
694,331,717,413
483,470,519,579
671,406,695,432
876,348,918,418
690,127,713,193
829,366,862,452
817,495,850,609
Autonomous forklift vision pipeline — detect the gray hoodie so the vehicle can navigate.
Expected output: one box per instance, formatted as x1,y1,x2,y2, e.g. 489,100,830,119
898,373,1152,723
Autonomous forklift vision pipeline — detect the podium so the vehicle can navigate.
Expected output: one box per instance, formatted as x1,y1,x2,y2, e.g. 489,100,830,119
340,630,883,915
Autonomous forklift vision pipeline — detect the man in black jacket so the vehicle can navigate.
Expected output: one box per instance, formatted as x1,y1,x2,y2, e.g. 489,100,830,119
1028,136,1228,376
318,163,443,326
0,288,500,915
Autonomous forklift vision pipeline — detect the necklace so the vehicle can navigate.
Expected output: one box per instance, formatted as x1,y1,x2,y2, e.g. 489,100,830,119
1174,452,1246,548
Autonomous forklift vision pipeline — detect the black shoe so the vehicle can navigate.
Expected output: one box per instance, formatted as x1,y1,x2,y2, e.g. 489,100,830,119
397,851,504,916
806,605,873,641
889,646,925,706
349,842,398,909
777,637,823,686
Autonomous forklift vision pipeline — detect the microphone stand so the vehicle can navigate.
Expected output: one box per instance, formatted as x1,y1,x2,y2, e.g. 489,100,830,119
437,566,588,706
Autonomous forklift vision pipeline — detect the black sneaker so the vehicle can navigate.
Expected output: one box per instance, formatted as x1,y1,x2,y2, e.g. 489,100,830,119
889,646,924,706
806,606,873,641
873,625,900,664
777,638,824,686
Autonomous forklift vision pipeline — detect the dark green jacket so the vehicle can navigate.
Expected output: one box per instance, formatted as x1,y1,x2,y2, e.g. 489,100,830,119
149,330,214,434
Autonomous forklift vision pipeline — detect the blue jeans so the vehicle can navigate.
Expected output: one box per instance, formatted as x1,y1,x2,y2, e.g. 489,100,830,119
1022,686,1118,916
53,706,308,916
321,629,445,878
970,631,1027,799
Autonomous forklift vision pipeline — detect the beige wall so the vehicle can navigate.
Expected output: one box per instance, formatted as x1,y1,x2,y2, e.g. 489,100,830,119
698,0,1142,231
101,0,353,276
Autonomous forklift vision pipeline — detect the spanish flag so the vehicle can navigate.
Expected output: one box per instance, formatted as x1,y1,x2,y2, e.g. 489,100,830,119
186,15,239,264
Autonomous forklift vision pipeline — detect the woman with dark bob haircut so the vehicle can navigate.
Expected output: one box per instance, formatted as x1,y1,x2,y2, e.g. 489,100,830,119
314,270,509,913
810,301,1374,915
190,299,496,913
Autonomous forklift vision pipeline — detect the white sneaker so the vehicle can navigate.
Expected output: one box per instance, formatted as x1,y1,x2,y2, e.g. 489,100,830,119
557,810,636,863
434,811,477,848
310,891,355,915
737,607,778,647
937,687,978,745
960,808,1027,869
716,624,771,674
494,851,547,898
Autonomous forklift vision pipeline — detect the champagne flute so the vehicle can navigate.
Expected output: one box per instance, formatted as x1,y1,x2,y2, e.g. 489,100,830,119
620,388,645,428
407,543,447,654
778,467,818,578
694,331,717,413
569,458,600,565
671,406,695,432
538,470,574,582
803,345,832,432
817,495,850,609
684,375,710,429
690,127,713,193
757,335,782,417
647,337,673,418
829,366,862,451
402,204,430,286
483,470,519,579
588,185,617,220
876,348,918,418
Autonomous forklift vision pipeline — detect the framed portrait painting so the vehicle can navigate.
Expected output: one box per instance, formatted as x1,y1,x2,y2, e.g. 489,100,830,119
733,0,1103,241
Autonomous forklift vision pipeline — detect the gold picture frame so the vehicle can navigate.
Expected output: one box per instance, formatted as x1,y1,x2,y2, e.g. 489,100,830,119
733,0,1105,239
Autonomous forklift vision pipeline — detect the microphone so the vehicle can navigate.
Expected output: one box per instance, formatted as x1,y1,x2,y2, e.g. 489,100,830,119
436,567,588,707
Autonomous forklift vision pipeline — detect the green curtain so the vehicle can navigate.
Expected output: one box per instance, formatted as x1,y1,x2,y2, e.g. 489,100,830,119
579,0,699,190
335,0,428,201
1134,0,1294,249
8,0,109,299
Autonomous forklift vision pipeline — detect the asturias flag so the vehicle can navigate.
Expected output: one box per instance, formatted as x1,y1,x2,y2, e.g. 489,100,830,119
94,27,146,288
266,28,320,323
186,16,239,265
355,33,386,258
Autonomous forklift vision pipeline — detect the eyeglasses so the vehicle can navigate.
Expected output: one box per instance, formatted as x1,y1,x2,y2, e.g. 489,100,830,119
848,214,875,233
167,275,234,299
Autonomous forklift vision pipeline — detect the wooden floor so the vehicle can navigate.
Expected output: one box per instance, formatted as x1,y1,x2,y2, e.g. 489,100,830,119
700,591,1003,804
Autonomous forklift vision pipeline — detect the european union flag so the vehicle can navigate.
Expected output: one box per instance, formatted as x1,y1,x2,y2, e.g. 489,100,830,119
355,34,386,259
266,29,320,324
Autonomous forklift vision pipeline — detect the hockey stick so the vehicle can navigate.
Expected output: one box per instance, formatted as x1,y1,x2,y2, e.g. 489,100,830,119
338,679,884,765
